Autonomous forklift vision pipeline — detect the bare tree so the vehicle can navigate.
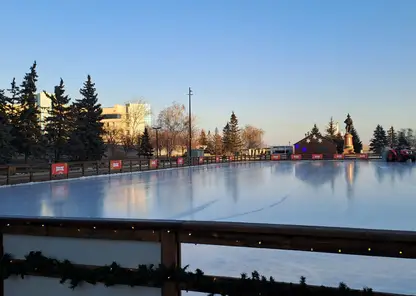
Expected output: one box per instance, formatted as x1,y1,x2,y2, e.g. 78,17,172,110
124,101,151,139
241,125,264,149
120,133,135,155
104,125,123,157
157,102,187,157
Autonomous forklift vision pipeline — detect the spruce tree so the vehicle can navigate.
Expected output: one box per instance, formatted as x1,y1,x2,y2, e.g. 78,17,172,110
310,124,320,135
369,125,388,154
228,111,242,153
138,127,153,157
16,61,44,162
325,117,337,138
198,129,208,147
68,75,105,161
0,89,14,164
397,130,410,148
350,126,363,153
387,126,398,148
214,127,223,155
44,79,72,161
222,123,231,153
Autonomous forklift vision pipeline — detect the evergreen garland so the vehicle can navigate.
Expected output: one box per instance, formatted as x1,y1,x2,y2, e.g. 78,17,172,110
1,251,375,296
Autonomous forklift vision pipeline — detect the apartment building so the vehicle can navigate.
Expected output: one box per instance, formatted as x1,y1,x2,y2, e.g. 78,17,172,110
102,102,152,135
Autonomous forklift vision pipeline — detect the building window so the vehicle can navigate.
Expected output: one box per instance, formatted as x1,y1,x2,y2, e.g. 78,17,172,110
102,114,122,119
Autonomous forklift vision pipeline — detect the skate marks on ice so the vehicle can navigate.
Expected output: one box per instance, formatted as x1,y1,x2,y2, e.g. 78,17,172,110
167,199,219,220
212,194,290,221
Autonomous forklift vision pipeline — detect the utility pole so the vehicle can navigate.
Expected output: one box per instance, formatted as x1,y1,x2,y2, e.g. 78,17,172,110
187,87,193,166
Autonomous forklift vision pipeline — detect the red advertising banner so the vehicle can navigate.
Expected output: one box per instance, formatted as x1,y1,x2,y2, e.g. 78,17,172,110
215,156,220,163
177,157,184,165
150,159,158,169
271,155,281,161
312,154,323,160
110,160,122,170
51,163,68,176
291,154,302,160
333,154,344,159
199,157,204,164
358,153,368,159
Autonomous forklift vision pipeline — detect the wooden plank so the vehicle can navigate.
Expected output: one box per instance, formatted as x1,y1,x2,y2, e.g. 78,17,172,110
160,230,181,296
179,230,416,259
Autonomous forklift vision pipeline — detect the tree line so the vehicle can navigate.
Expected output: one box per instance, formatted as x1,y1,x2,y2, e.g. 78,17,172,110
369,126,414,154
0,62,108,164
0,62,265,164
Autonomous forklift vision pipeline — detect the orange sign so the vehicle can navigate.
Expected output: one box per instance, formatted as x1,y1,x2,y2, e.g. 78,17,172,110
358,153,368,159
177,157,184,165
215,156,220,163
312,154,323,160
291,154,302,160
199,157,204,164
110,160,122,170
51,163,68,175
333,154,344,159
150,159,158,168
271,155,281,160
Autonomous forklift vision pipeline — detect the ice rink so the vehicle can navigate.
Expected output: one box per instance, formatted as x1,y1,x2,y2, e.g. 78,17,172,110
0,161,415,294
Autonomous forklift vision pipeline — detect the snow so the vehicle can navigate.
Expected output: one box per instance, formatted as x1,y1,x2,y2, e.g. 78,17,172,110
0,161,415,294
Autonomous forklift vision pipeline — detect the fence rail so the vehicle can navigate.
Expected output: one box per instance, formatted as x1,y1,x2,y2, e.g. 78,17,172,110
0,217,410,296
0,153,382,186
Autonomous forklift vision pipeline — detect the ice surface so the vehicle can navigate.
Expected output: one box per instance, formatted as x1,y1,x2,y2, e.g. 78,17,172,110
1,161,415,294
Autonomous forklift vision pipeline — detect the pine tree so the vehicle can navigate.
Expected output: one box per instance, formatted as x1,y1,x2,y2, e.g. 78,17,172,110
44,79,72,161
387,126,398,148
397,130,410,148
68,75,105,161
222,123,231,153
310,124,320,135
16,61,44,162
228,111,242,153
198,129,208,147
325,117,337,138
350,126,363,153
138,127,153,157
0,89,14,164
369,125,388,154
206,130,215,154
214,127,223,155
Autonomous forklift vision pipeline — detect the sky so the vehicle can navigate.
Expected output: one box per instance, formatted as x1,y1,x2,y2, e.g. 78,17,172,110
1,0,415,145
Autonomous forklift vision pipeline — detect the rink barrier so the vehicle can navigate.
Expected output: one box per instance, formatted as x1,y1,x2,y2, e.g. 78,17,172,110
0,154,382,186
0,217,410,296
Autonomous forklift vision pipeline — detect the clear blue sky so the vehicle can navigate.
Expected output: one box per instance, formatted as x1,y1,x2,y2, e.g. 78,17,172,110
1,0,415,145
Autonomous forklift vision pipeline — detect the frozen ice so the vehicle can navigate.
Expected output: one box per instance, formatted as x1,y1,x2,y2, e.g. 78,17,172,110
0,161,415,294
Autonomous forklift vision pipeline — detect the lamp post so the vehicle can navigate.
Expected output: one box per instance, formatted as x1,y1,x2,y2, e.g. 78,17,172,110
187,87,193,166
152,126,161,159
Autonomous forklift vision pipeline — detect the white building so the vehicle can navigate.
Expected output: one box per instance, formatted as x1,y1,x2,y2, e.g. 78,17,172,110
35,92,52,130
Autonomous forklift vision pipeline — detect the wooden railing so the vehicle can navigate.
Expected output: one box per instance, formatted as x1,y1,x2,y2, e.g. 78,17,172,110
0,217,411,296
0,154,381,186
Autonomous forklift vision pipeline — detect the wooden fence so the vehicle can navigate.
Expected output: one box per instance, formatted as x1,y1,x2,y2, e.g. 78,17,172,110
0,217,411,296
0,154,382,186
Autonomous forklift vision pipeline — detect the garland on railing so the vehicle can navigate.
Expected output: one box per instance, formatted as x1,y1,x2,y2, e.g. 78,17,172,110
1,251,374,296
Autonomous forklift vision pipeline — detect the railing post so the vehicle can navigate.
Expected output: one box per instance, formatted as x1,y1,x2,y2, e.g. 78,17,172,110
161,230,181,296
108,160,111,174
96,161,99,175
130,160,132,172
6,166,10,185
29,165,33,183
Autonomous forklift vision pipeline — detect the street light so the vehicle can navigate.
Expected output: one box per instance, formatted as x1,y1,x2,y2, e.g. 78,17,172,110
187,87,193,166
152,126,161,159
